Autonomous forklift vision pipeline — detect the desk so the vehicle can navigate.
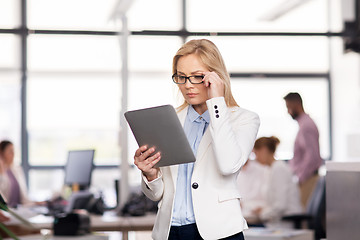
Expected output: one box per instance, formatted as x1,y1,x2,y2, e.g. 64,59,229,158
5,233,109,240
244,228,314,240
12,213,314,240
27,212,155,240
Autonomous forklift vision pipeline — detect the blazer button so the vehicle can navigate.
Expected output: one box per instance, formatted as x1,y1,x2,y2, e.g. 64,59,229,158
192,182,199,189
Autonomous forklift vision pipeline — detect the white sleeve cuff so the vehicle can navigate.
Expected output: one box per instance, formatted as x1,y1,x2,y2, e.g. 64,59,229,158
206,97,228,125
142,171,163,190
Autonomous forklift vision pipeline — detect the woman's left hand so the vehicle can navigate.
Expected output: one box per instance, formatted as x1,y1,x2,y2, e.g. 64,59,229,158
202,71,225,99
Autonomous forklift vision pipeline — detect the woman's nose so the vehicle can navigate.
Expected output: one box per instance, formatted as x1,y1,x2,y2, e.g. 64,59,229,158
184,80,193,88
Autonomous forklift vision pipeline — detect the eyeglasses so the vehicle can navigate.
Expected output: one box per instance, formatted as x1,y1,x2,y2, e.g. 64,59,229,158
172,74,204,84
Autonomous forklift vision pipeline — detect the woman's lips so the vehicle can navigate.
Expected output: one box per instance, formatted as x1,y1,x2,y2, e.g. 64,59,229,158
187,93,198,98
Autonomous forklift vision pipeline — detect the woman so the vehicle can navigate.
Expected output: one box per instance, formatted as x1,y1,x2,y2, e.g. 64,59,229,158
253,137,303,225
133,39,260,240
0,140,31,208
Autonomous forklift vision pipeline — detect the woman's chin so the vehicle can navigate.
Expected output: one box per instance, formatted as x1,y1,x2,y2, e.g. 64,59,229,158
185,98,206,106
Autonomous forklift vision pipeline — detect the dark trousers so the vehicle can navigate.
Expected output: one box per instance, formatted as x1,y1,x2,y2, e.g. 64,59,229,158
168,224,245,240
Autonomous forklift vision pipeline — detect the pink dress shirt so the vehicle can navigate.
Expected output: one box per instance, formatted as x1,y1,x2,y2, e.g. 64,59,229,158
290,113,323,183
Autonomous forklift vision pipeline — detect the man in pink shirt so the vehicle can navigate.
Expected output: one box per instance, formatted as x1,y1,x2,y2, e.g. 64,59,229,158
284,92,323,208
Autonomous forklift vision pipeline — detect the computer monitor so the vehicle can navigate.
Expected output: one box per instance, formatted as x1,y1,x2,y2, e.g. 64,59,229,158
64,150,95,189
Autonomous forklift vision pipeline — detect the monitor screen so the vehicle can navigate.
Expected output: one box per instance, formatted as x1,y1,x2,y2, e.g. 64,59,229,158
64,150,95,187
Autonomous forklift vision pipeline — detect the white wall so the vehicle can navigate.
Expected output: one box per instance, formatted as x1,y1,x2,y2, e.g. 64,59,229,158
331,37,360,162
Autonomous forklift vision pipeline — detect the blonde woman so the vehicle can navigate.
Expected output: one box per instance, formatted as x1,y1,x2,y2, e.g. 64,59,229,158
134,39,260,240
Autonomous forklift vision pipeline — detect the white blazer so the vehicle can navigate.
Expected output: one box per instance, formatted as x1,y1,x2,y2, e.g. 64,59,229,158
0,165,31,205
142,97,260,240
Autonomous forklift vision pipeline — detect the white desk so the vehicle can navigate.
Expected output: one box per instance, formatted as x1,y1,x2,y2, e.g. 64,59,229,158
244,228,314,240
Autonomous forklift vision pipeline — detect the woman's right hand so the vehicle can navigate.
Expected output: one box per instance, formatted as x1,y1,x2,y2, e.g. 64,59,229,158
134,145,161,182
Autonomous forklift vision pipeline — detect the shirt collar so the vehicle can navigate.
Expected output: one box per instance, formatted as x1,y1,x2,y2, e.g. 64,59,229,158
187,105,210,124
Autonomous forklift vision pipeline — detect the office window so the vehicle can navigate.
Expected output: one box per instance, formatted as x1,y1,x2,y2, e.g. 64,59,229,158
0,0,20,29
188,36,329,73
27,76,121,166
0,34,21,165
0,76,21,165
329,0,343,32
28,169,64,201
28,0,118,31
128,36,183,72
28,0,181,31
127,0,182,31
128,73,176,110
27,34,122,167
28,35,120,72
187,0,328,32
231,78,330,160
0,35,20,69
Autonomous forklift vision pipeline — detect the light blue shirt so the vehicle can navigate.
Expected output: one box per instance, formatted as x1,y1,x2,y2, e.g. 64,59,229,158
171,105,210,226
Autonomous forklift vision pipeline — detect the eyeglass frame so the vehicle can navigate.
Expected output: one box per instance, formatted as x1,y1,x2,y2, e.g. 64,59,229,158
172,74,205,85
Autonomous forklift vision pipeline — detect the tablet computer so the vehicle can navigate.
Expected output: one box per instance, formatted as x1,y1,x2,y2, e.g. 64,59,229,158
125,105,195,168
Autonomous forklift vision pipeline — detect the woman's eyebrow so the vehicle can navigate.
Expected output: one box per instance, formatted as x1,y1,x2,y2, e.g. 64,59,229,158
176,70,204,75
191,70,204,74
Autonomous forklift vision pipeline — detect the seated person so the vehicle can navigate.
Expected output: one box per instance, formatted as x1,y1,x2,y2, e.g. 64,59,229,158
0,140,31,207
237,159,269,220
253,136,303,227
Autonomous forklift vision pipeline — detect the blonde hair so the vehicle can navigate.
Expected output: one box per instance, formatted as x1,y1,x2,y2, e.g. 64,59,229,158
173,39,239,111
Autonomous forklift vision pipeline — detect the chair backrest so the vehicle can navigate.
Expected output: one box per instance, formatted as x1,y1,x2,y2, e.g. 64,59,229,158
306,176,326,239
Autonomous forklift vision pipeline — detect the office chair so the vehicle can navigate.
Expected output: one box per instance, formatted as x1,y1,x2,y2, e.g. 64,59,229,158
282,176,326,240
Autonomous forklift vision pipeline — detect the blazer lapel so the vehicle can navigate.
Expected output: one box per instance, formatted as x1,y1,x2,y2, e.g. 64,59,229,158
194,127,212,171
